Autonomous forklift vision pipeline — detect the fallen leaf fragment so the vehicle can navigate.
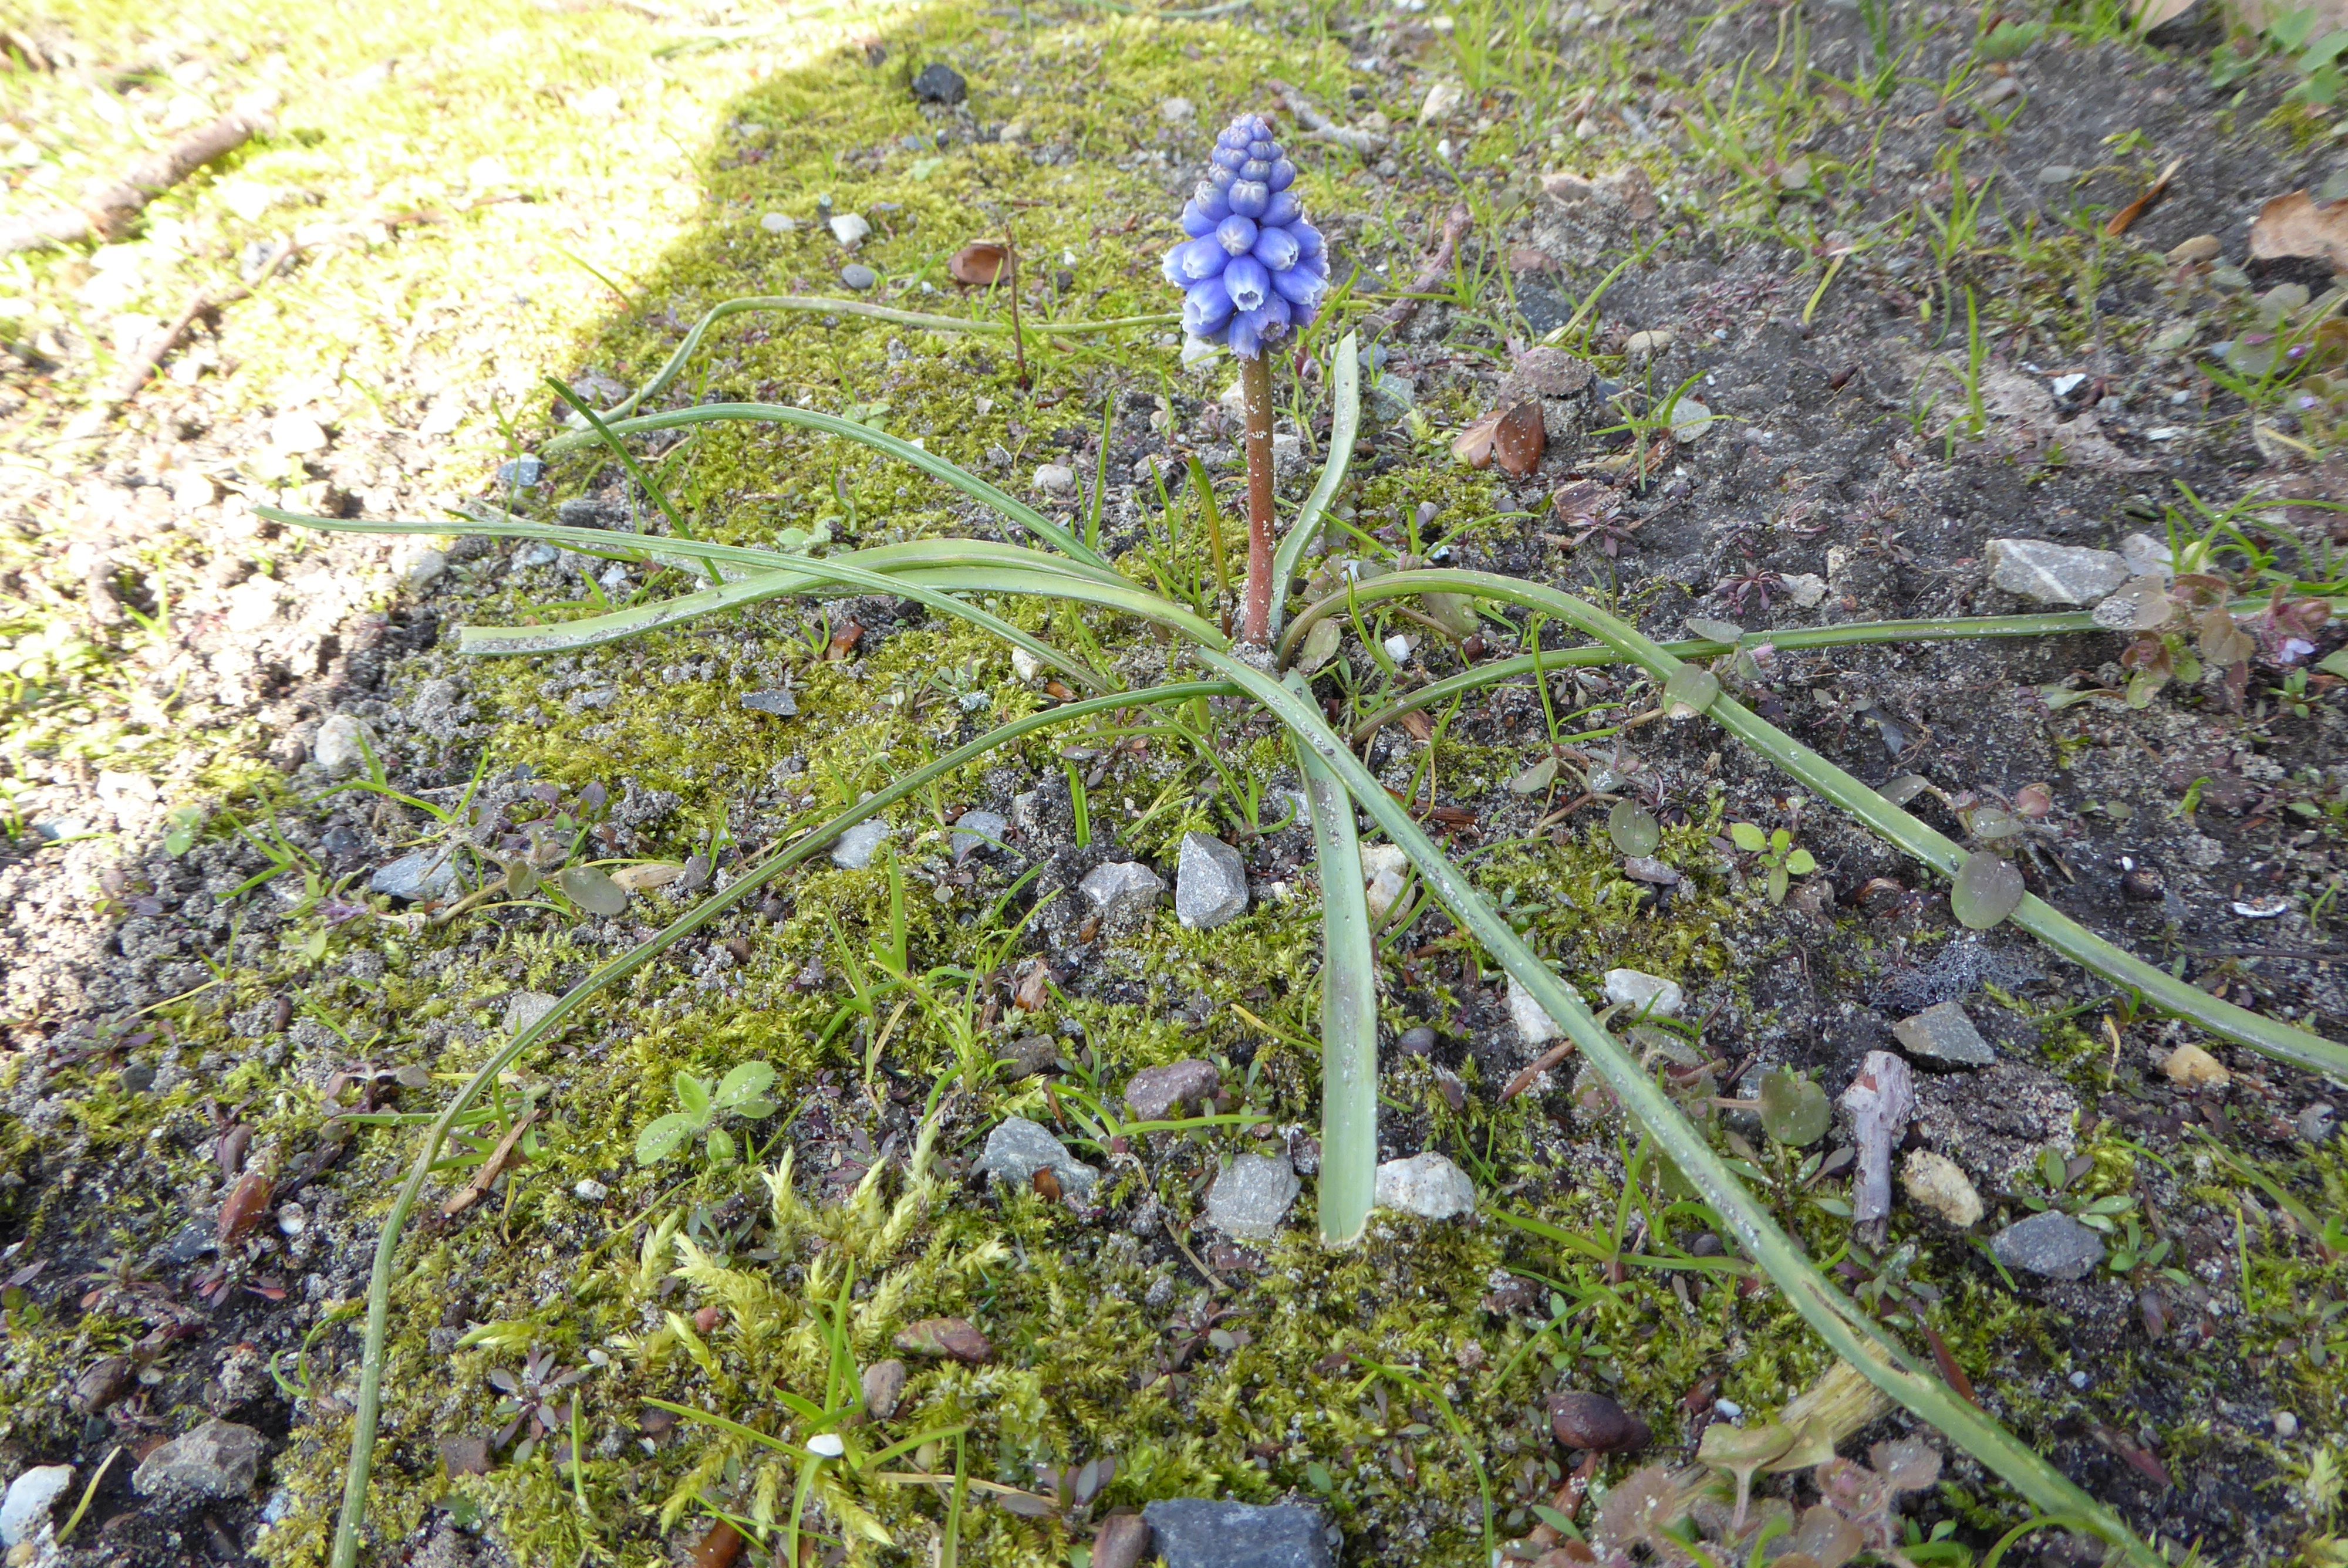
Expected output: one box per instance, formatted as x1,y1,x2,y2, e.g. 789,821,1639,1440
218,1171,274,1246
948,241,1011,288
1450,400,1546,476
2251,189,2348,272
895,1317,992,1363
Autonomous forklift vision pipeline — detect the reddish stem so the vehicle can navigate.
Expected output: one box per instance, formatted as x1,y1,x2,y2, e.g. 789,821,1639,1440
1239,351,1276,644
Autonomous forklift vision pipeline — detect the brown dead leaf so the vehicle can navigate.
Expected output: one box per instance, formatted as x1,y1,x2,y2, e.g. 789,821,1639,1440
1452,400,1546,476
827,619,865,660
217,1171,273,1246
2251,190,2348,272
2104,157,2180,237
948,241,1012,288
1012,958,1052,1011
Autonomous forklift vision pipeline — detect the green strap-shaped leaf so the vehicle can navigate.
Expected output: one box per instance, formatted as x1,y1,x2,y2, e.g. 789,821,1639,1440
1289,671,1377,1246
1267,330,1360,641
1280,567,2348,1085
538,402,1111,567
1210,649,2167,1568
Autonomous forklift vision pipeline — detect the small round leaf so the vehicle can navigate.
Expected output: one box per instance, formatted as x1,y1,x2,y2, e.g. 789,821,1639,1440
1608,800,1662,857
1758,1068,1830,1146
559,865,630,918
1729,822,1769,854
1951,851,2026,929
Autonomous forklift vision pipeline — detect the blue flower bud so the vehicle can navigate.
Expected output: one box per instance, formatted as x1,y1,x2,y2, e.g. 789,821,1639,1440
1163,113,1334,359
1183,275,1235,335
1223,254,1271,313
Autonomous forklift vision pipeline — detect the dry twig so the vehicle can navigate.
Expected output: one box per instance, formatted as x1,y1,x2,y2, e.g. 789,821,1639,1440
1265,78,1386,156
1365,203,1472,338
1,110,268,256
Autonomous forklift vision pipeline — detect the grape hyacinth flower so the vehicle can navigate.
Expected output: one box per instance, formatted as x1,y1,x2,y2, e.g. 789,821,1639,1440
1162,112,1331,644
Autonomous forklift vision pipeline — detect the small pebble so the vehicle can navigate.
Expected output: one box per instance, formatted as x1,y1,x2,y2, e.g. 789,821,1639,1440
573,1179,609,1202
2276,1411,2300,1438
828,212,871,248
840,263,878,291
2069,1370,2090,1389
760,212,797,234
1712,1398,1743,1421
1033,462,1078,496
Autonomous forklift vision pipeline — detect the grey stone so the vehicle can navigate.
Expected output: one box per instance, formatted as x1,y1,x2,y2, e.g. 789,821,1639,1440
861,1359,906,1420
370,850,457,903
840,263,878,292
2120,531,2174,581
1205,1153,1298,1240
2,1465,72,1548
311,714,374,777
911,62,967,104
741,688,798,717
1033,461,1078,496
831,819,889,870
951,809,1008,862
555,496,625,529
1891,1001,1997,1068
1986,538,2129,605
973,1116,1098,1199
504,992,558,1038
760,212,798,235
495,455,544,486
1125,1059,1220,1121
514,540,559,569
1375,1151,1477,1219
994,1033,1058,1082
1991,1210,2107,1280
1142,1499,1334,1568
1174,832,1249,928
2298,1101,2336,1144
1508,979,1560,1046
133,1418,266,1501
1078,860,1164,923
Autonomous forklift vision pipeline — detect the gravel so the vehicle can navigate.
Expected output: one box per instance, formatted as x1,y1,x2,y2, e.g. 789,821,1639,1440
973,1116,1099,1200
1986,538,2130,604
131,1417,266,1501
1374,1151,1477,1219
1141,1499,1334,1568
1890,1001,1998,1068
1077,860,1164,924
1991,1210,2108,1280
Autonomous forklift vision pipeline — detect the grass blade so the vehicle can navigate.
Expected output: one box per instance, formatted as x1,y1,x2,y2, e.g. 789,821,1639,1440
1286,569,2348,1083
1290,671,1377,1246
323,680,1239,1568
1267,329,1359,640
1210,649,2168,1568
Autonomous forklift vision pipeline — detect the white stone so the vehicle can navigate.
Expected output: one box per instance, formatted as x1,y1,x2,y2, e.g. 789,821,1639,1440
1986,538,2128,605
2163,1042,2230,1088
573,1178,609,1202
1900,1150,1984,1228
1078,860,1165,922
1419,82,1466,124
1174,832,1249,929
311,714,375,777
1,1465,72,1549
1382,633,1412,663
1011,647,1042,680
393,542,446,592
2120,532,2174,581
1603,968,1682,1018
1375,1151,1477,1219
268,411,328,454
171,471,217,511
1509,978,1560,1046
1206,1153,1298,1239
828,212,871,248
1365,867,1406,922
831,820,889,869
1782,572,1827,609
1033,462,1078,496
808,1434,846,1458
1159,96,1196,122
760,212,798,234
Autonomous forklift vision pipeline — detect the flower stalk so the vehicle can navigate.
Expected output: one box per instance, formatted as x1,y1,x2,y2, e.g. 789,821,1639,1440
1239,352,1277,643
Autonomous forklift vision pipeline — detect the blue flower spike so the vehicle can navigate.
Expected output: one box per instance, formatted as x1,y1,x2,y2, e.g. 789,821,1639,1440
1163,113,1330,360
